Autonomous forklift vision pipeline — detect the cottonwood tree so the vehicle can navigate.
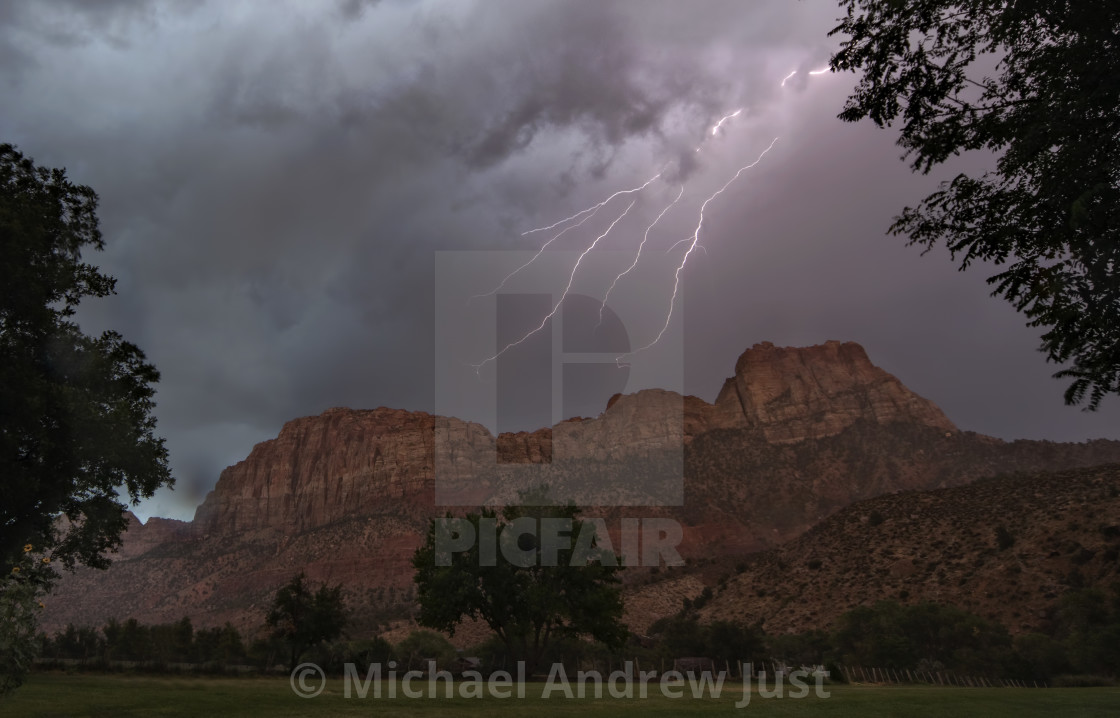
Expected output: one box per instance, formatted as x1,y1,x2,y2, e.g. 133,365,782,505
1,143,172,694
265,573,346,671
412,497,627,675
829,1,1120,408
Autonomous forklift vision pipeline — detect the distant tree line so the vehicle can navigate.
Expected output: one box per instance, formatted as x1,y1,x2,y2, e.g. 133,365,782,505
35,619,464,676
39,618,249,667
33,583,1120,684
649,585,1120,683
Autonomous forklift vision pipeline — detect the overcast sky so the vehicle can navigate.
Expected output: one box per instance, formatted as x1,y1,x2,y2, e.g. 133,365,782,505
2,0,1116,521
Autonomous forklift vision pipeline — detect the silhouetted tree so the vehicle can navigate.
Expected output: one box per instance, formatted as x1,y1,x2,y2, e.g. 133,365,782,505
266,573,347,671
1,144,171,694
412,493,627,675
830,1,1120,408
1,143,172,568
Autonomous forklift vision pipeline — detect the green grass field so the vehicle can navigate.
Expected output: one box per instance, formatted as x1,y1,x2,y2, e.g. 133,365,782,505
3,672,1119,717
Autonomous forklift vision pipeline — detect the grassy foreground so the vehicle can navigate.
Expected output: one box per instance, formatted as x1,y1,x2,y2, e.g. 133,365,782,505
3,672,1119,717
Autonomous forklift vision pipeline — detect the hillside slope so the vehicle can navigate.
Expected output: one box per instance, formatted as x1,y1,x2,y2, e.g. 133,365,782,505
700,464,1120,635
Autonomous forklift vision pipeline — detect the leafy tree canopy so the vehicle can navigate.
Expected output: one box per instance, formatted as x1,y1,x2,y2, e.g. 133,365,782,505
830,1,1120,408
265,572,347,671
412,493,627,674
0,143,172,570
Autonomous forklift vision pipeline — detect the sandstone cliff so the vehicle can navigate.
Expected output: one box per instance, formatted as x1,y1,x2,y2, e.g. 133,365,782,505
41,341,1120,637
704,340,956,441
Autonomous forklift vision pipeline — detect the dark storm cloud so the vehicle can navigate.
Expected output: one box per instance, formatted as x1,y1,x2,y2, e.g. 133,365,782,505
1,0,1115,518
336,0,383,22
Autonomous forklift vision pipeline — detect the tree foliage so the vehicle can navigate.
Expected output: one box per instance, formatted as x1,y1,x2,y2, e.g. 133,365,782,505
0,143,172,570
651,614,767,666
265,573,346,671
0,544,54,696
831,600,1012,672
412,497,627,674
830,1,1120,408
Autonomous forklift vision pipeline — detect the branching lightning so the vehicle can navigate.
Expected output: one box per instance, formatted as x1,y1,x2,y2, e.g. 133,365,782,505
520,170,664,237
665,235,693,253
470,205,605,301
619,136,780,362
472,170,665,302
471,64,832,370
599,184,685,326
472,199,638,371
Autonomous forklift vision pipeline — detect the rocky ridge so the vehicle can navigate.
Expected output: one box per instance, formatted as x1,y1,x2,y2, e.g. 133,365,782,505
41,341,1120,637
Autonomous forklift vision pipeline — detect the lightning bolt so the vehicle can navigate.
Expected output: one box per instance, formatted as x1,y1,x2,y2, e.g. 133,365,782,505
470,205,605,301
520,170,664,237
473,170,665,302
473,199,638,372
620,136,780,362
598,184,685,326
472,65,829,369
710,108,742,136
666,235,693,253
782,67,829,87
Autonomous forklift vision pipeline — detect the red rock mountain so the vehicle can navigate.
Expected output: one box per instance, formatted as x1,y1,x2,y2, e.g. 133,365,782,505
704,341,955,441
42,341,1120,637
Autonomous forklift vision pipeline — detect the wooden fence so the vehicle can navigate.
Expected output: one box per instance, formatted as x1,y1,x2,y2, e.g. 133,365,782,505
837,665,1045,688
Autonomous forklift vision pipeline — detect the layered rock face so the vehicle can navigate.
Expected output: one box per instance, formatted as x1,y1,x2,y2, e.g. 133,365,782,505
705,341,956,441
41,341,1120,636
193,407,443,536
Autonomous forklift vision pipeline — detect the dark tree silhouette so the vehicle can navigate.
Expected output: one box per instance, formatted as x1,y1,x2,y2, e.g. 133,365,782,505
830,1,1120,408
266,573,347,671
412,496,627,675
0,143,172,571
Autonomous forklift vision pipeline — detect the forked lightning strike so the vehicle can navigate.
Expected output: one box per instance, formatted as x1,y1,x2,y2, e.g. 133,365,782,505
620,136,780,362
599,184,685,326
472,200,638,371
520,170,664,237
473,171,664,301
471,205,605,301
472,64,831,368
